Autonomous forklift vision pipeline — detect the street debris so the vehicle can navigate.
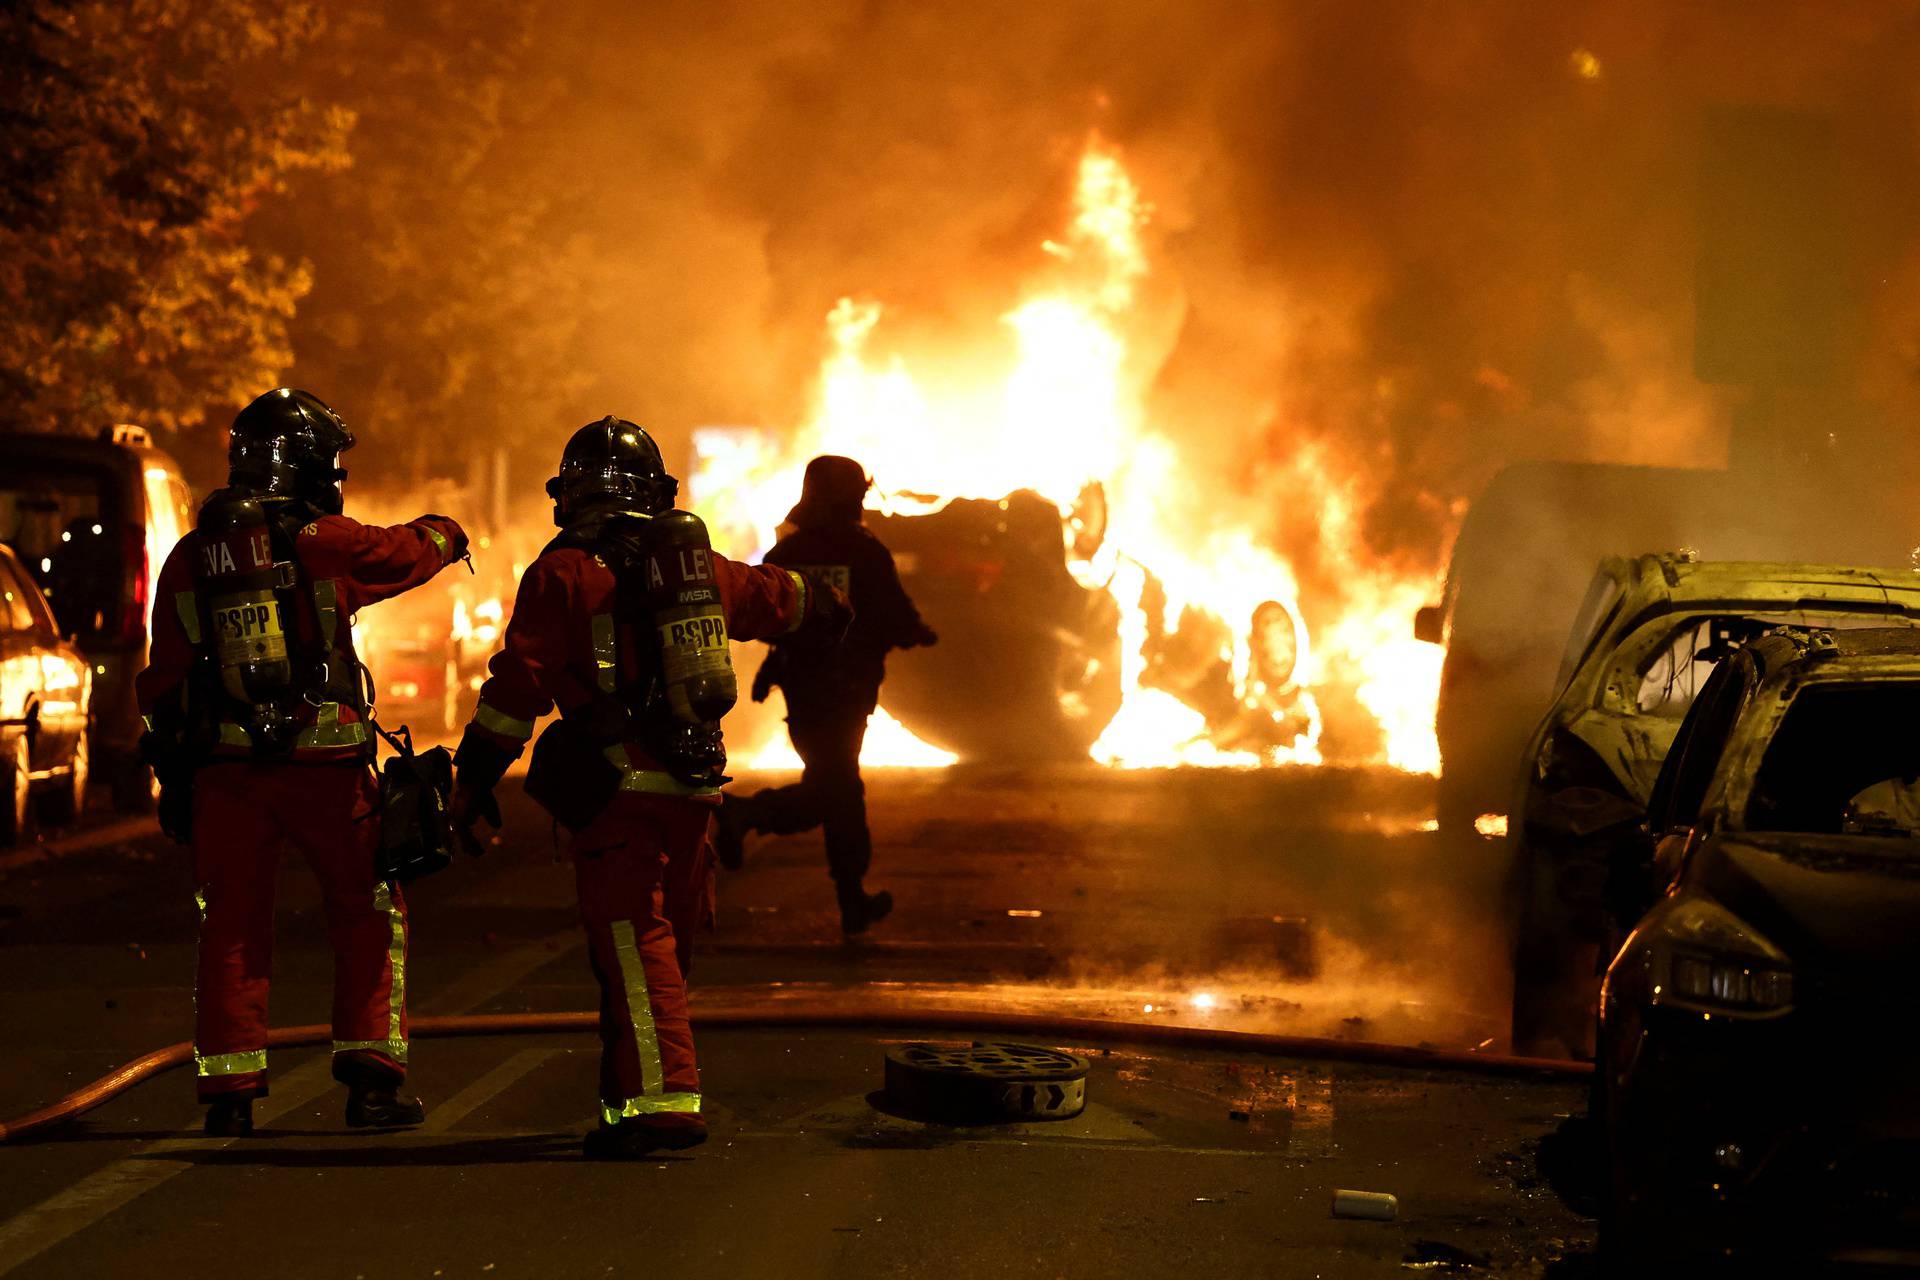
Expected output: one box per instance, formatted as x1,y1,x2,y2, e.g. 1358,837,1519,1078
1331,1189,1398,1221
1402,1239,1491,1271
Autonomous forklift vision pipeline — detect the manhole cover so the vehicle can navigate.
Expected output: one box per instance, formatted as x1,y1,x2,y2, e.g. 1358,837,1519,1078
883,1042,1089,1123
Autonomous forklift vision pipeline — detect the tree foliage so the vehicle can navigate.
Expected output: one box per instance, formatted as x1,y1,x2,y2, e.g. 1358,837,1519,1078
262,0,599,486
0,0,350,433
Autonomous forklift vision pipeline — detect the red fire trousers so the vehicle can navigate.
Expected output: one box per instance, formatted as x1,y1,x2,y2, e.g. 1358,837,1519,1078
190,762,408,1102
572,790,717,1131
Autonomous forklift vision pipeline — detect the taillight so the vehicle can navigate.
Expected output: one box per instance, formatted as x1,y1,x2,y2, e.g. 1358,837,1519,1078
123,521,149,646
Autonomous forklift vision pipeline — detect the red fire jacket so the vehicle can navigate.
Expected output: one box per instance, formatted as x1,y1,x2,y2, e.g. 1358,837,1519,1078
137,511,468,761
463,544,807,783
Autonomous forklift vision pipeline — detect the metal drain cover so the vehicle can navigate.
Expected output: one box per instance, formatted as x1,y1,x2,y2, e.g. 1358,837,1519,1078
883,1042,1090,1123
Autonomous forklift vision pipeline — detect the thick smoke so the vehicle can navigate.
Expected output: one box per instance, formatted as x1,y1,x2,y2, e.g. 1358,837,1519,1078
500,0,1920,626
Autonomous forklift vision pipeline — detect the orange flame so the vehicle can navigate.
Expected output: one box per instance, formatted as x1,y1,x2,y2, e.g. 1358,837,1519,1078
696,136,1440,773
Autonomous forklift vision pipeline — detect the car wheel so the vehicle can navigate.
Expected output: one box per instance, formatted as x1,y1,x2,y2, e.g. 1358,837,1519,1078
36,732,87,827
1,734,30,847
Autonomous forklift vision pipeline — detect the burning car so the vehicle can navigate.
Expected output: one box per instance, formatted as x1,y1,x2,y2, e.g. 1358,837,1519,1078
1509,554,1920,1057
867,490,1125,760
1598,627,1920,1271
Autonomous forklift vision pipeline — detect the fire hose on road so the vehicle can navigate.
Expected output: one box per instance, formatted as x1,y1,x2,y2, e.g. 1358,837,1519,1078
0,1002,1590,1144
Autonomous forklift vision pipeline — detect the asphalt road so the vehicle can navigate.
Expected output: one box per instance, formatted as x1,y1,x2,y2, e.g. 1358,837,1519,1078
0,763,1596,1277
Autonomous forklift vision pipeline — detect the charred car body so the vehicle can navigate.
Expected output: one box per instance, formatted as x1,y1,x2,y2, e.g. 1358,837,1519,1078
868,488,1312,761
1599,627,1920,1270
1510,554,1920,1056
868,491,1124,759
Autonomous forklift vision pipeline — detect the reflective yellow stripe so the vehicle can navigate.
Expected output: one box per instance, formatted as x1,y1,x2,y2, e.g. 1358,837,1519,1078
299,701,369,748
425,527,450,561
374,883,406,1049
174,591,201,645
591,613,617,693
602,744,721,798
141,713,155,733
783,570,809,633
195,1049,267,1078
473,701,534,741
333,1038,410,1064
216,704,369,750
600,1092,702,1126
618,771,720,799
313,578,340,651
609,919,664,1096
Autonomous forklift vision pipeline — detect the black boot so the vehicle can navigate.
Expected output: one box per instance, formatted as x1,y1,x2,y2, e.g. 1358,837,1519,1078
713,796,751,870
346,1085,426,1129
203,1097,254,1137
582,1116,709,1160
839,886,893,936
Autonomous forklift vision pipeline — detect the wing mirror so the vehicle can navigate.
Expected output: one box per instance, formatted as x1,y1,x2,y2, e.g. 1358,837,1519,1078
1413,604,1443,646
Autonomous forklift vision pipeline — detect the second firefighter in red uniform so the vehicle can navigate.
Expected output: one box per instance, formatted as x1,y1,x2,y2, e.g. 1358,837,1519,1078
452,417,847,1160
136,388,468,1137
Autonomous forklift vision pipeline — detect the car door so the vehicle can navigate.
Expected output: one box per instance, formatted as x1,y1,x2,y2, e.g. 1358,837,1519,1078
1641,650,1757,889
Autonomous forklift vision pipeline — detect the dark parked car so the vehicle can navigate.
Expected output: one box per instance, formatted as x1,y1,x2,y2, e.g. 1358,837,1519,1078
0,425,194,809
1597,627,1920,1271
1508,554,1920,1057
0,542,92,844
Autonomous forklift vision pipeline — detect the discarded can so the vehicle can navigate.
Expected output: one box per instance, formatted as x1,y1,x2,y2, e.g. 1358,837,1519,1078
1330,1189,1398,1221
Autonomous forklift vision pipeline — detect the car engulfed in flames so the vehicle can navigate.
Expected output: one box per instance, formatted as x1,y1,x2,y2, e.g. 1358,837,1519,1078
694,137,1441,773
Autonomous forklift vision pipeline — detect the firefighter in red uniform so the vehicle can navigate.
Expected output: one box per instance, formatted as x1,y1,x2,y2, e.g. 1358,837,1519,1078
136,388,468,1137
450,417,846,1160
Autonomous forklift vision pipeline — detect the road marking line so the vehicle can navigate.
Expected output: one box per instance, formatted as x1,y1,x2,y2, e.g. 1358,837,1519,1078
0,1052,335,1277
0,929,579,1275
419,930,578,1017
417,1048,557,1136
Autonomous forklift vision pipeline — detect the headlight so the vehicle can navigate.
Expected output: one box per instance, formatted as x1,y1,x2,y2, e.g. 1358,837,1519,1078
1638,897,1795,1019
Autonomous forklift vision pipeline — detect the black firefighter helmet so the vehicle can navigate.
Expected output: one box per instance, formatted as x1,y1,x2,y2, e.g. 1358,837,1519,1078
228,388,355,514
547,416,679,525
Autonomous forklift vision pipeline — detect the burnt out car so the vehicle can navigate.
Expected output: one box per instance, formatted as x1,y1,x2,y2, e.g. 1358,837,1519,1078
1597,628,1920,1271
868,490,1125,760
1508,554,1920,1057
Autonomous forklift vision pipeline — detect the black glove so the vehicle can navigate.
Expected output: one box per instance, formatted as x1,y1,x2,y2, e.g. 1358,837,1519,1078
450,781,501,857
751,663,776,704
904,623,939,649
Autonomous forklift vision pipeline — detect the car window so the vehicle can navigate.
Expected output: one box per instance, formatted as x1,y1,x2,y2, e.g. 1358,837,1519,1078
1645,653,1752,833
1552,567,1624,692
0,461,114,580
1747,682,1920,836
1631,611,1920,719
1634,618,1720,716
